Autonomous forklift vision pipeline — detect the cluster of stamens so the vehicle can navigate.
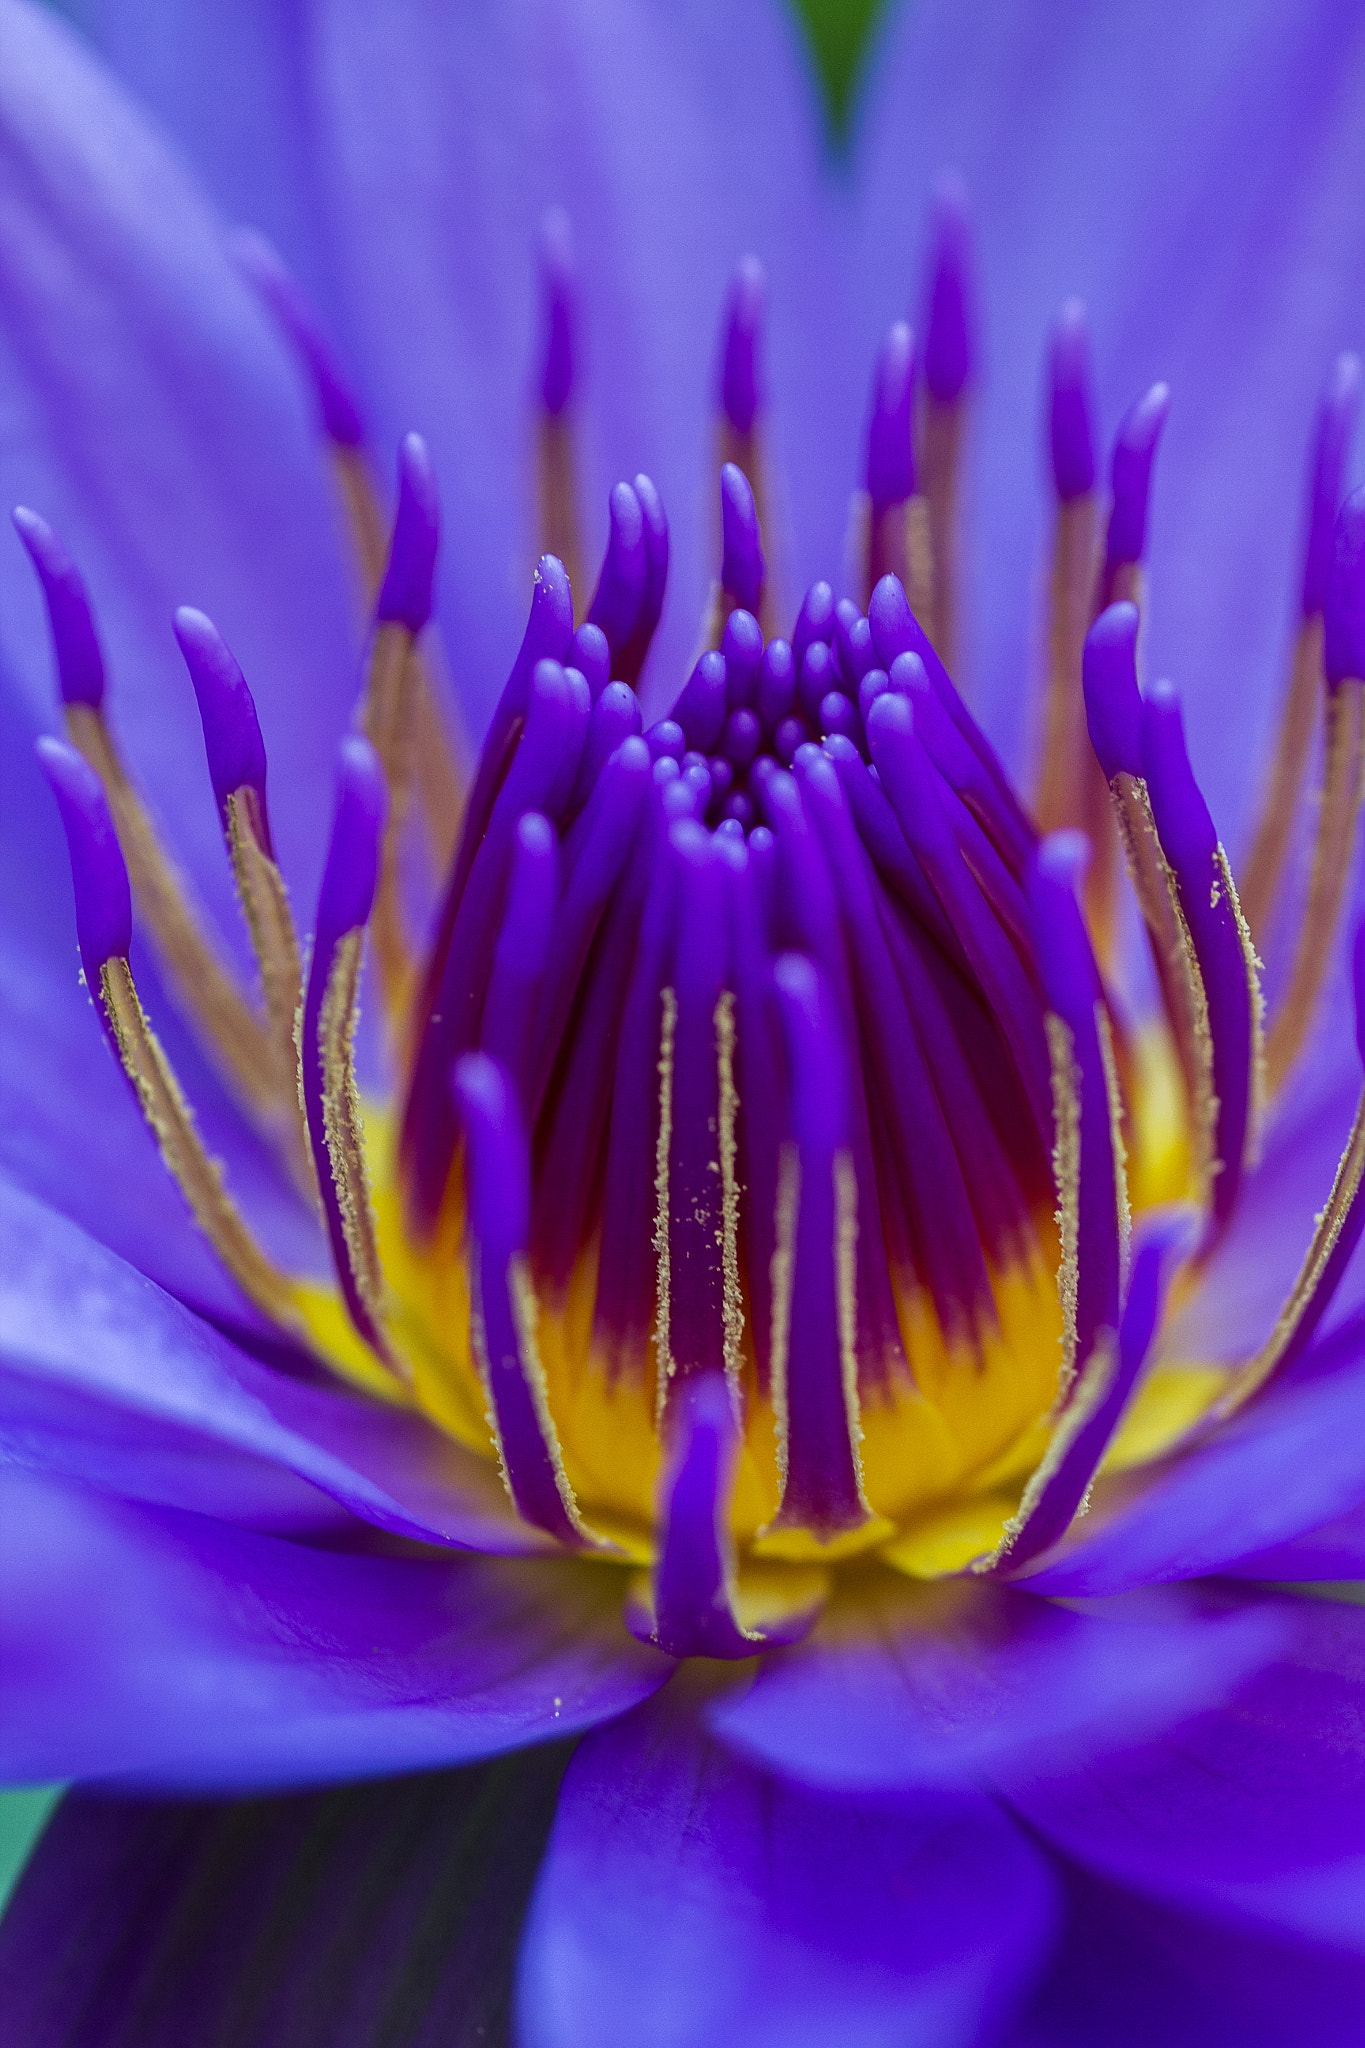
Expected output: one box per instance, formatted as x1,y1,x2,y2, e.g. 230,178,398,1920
26,187,1365,1657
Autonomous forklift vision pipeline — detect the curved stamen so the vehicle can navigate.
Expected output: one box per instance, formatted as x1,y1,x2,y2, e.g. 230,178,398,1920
478,812,558,1103
453,1051,603,1547
614,473,669,687
174,606,309,1179
15,507,285,1138
1240,354,1361,938
1266,486,1365,1096
1141,680,1263,1235
719,462,766,621
37,737,304,1336
671,649,728,753
1097,381,1170,613
767,954,869,1539
720,255,765,452
920,173,975,672
1026,832,1128,1401
587,480,648,666
1223,921,1365,1412
300,737,399,1371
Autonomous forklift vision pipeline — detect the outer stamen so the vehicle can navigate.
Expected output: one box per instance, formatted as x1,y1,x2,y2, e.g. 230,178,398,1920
1240,354,1360,938
1036,301,1101,839
174,607,310,1180
614,474,670,687
719,462,766,621
716,257,778,621
1026,833,1127,1402
628,1374,825,1657
478,813,558,1102
300,738,401,1371
920,174,974,673
1142,680,1263,1233
587,480,648,666
38,737,305,1336
1265,487,1365,1096
534,207,583,600
453,1051,601,1547
860,323,933,625
359,432,441,1021
1223,921,1365,1412
768,954,869,1538
232,230,465,870
14,507,287,1139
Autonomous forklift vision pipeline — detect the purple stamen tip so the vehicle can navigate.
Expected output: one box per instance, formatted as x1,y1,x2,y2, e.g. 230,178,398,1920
537,208,576,418
173,607,268,824
1303,353,1361,617
230,228,366,448
568,622,610,698
923,173,973,404
317,735,388,944
1106,381,1170,568
865,321,916,509
719,463,766,612
12,507,106,709
1036,827,1091,894
672,650,728,754
36,734,131,973
452,1051,529,1251
721,607,764,706
1325,485,1365,687
793,580,836,665
614,473,670,686
720,254,766,436
376,433,440,633
1353,921,1365,1071
1049,298,1096,503
1082,601,1142,780
587,482,647,659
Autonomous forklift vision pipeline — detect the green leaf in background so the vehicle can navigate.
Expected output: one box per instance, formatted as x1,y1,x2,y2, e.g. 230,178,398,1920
0,1789,63,1914
789,0,889,139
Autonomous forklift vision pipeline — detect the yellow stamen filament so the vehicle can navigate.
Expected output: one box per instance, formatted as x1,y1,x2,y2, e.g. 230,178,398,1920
468,1250,599,1543
920,394,965,674
768,1143,800,1498
1035,494,1098,835
66,704,285,1136
1221,1086,1365,1416
1045,1011,1083,1400
97,957,305,1336
1095,1000,1133,1289
359,621,422,1021
982,1327,1117,1571
833,1148,868,1507
1265,677,1365,1097
223,788,313,1191
318,930,400,1373
715,990,745,1408
1238,615,1324,939
331,445,465,876
537,412,584,609
856,494,934,630
905,494,936,642
1220,843,1267,1168
652,986,678,1423
1108,771,1218,1209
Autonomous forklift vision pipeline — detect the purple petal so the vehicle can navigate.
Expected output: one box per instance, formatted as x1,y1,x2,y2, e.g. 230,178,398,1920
706,1570,1281,1792
516,1675,1057,2048
0,1175,552,1554
0,1747,570,2048
1021,1329,1365,1596
997,1590,1365,1956
0,1464,666,1788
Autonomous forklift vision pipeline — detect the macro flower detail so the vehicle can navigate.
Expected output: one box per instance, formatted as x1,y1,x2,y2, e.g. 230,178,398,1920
7,4,1365,2045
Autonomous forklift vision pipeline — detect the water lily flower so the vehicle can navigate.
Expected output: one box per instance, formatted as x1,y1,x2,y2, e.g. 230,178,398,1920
6,1,1365,2042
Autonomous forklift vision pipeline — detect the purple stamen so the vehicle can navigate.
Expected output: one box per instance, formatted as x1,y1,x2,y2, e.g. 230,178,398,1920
1048,299,1096,503
771,952,867,1537
35,736,131,981
671,650,728,752
173,607,270,842
773,715,807,768
1142,679,1255,1229
315,736,387,949
230,228,366,448
375,432,440,632
754,636,795,732
719,255,766,437
797,640,837,722
480,813,558,1098
719,463,766,613
792,580,836,665
453,1051,589,1547
646,718,685,763
1325,485,1365,686
568,622,610,699
864,322,916,510
615,473,670,687
1081,602,1142,780
835,606,875,690
587,481,647,662
12,508,105,708
820,692,860,744
720,707,761,773
722,790,755,831
1105,382,1170,570
1302,353,1361,618
922,173,973,405
721,607,764,706
569,682,643,813
537,207,576,418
